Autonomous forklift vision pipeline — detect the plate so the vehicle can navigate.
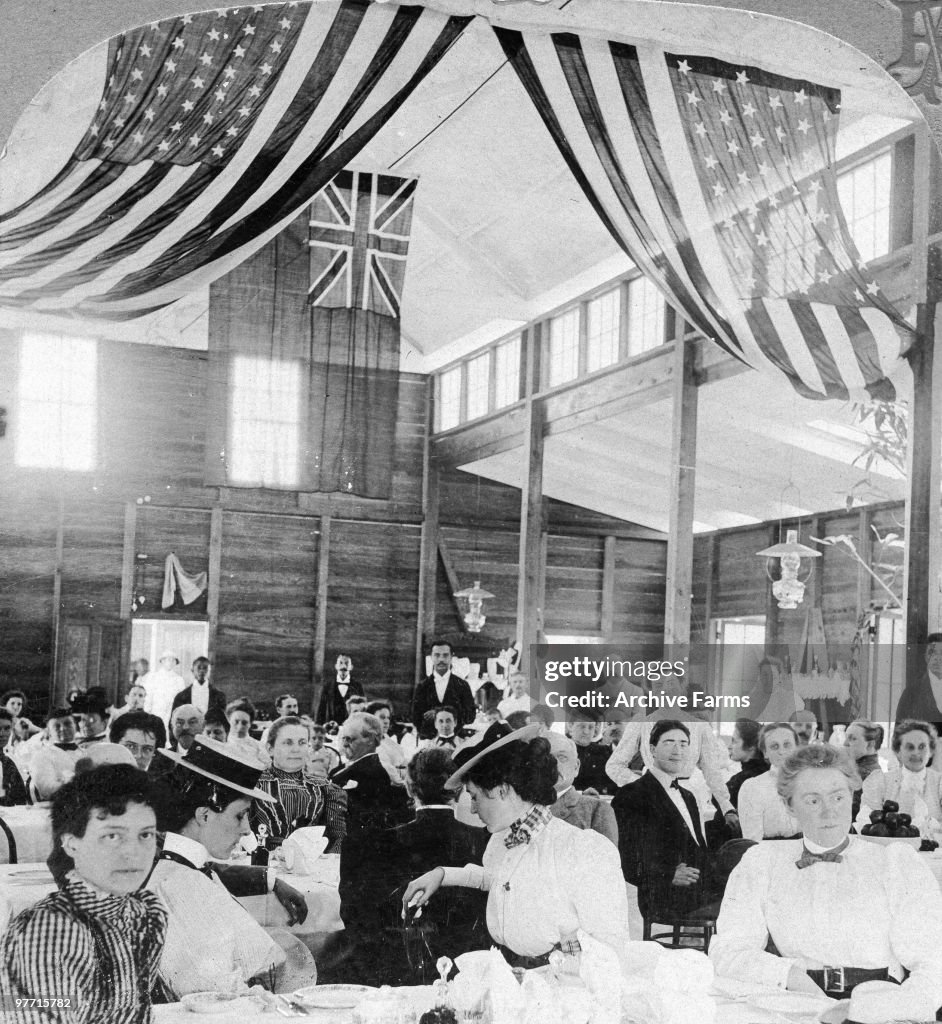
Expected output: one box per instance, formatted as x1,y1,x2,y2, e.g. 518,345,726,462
750,992,833,1015
180,992,265,1015
293,984,377,1008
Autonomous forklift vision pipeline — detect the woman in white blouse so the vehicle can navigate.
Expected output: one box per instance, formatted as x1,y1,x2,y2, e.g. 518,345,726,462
402,723,629,973
710,744,942,1011
857,719,942,831
738,723,800,841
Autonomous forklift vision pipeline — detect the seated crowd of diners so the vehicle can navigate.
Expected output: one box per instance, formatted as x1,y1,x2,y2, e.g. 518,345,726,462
3,662,942,1023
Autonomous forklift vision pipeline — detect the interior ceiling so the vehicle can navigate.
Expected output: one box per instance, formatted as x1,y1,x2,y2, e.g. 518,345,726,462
0,1,922,530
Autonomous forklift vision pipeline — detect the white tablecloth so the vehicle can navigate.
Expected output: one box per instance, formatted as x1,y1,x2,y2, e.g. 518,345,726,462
0,857,343,951
150,979,832,1024
0,805,52,864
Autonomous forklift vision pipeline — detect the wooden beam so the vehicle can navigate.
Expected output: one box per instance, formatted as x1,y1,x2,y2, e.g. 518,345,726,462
313,513,331,711
119,501,136,620
50,493,65,702
664,337,698,648
905,302,942,654
206,507,223,663
856,509,873,617
702,534,717,644
416,379,439,689
516,399,545,672
601,535,616,639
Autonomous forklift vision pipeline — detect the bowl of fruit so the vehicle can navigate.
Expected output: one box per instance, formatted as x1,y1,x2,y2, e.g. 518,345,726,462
858,801,921,848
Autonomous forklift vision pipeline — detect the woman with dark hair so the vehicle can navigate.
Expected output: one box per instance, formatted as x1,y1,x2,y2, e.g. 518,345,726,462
727,718,768,808
251,715,347,851
365,698,408,783
402,723,629,972
738,723,801,841
844,719,884,822
148,736,316,997
1,764,167,1023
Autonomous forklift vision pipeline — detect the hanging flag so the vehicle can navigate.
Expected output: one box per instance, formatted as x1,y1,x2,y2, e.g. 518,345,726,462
308,170,416,318
0,1,470,320
495,29,914,401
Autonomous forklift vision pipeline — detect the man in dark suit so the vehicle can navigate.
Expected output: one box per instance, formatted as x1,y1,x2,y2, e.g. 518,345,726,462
316,654,366,725
170,657,227,718
895,633,942,740
411,640,475,735
329,711,411,985
612,719,714,923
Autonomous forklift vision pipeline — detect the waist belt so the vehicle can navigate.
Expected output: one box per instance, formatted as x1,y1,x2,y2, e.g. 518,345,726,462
806,966,893,996
497,940,581,971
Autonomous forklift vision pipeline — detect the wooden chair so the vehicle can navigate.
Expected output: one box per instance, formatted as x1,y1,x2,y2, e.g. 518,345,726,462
0,813,17,864
641,903,718,953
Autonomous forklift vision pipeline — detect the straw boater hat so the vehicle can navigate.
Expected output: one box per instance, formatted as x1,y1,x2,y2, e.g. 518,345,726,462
159,735,275,802
444,722,541,790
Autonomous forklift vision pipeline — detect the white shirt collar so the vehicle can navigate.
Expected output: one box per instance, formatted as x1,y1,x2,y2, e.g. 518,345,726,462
555,785,574,798
804,835,849,854
648,765,686,791
192,678,208,688
416,804,456,813
163,831,211,869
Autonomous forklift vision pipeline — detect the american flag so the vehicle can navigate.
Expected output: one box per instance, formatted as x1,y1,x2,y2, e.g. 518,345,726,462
495,30,914,401
308,170,417,319
0,1,470,320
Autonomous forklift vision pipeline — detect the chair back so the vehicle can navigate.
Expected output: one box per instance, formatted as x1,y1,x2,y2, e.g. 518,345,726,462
0,814,17,864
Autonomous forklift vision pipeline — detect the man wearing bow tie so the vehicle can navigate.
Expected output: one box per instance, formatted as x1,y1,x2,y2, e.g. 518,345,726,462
315,654,365,725
612,719,713,923
412,641,475,736
26,709,83,800
429,706,459,749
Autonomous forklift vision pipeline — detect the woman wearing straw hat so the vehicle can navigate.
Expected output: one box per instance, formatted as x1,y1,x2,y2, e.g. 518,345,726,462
401,723,629,972
148,736,317,998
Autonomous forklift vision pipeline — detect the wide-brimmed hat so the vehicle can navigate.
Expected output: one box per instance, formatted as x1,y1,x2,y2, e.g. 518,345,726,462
444,722,541,789
70,692,110,718
159,735,275,802
843,980,928,1024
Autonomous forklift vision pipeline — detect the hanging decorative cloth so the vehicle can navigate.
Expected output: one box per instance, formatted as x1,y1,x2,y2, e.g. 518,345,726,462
161,553,207,609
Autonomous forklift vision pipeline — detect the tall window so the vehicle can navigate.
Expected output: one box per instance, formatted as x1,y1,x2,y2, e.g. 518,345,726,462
16,333,96,470
437,366,462,431
230,356,301,488
837,150,892,264
547,307,580,386
626,277,665,355
586,288,620,372
494,336,521,409
465,352,490,421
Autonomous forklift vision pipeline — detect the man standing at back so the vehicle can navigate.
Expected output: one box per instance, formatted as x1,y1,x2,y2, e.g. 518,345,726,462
411,640,474,736
171,657,227,718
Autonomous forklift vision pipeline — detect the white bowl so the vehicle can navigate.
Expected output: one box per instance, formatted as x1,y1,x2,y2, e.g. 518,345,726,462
858,834,922,849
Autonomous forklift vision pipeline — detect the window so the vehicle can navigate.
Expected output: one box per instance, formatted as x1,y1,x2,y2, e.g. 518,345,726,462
762,199,819,297
16,332,96,470
494,336,521,409
230,355,301,487
837,150,891,264
586,288,620,372
626,277,665,355
547,308,580,386
465,352,490,421
437,366,462,431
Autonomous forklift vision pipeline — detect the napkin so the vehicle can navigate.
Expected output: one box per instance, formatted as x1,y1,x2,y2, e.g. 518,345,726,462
620,942,715,1024
281,827,328,873
453,948,523,1024
577,930,621,1024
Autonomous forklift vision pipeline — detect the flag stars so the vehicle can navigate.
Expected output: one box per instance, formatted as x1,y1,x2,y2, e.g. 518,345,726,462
248,84,262,98
238,105,251,117
208,28,221,41
756,230,770,247
271,39,283,54
704,153,719,171
189,133,201,147
693,122,708,138
794,88,808,105
212,144,225,158
224,67,236,79
769,95,783,110
234,44,246,58
170,120,183,132
797,118,811,134
158,139,172,153
202,112,215,125
226,125,239,136
775,126,787,142
749,132,765,148
718,109,732,125
807,179,822,196
726,139,741,156
685,90,701,107
172,37,185,49
103,138,116,149
261,62,273,75
866,281,880,296
164,59,177,73
735,70,749,85
130,69,144,82
737,171,751,187
757,162,772,177
199,52,213,66
854,288,864,302
182,99,195,112
244,23,256,35
742,101,757,117
157,84,168,98
280,16,291,29
132,130,145,145
138,44,153,58
712,181,727,198
215,89,226,101
144,107,156,122
711,79,727,94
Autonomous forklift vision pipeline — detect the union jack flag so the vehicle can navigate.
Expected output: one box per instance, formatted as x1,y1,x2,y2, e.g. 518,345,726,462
308,170,416,319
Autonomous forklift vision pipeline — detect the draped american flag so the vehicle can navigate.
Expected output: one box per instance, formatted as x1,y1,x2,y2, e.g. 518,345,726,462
308,169,416,318
0,1,470,320
496,30,913,401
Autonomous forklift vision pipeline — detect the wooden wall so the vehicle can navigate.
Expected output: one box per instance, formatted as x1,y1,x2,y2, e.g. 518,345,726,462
0,333,659,716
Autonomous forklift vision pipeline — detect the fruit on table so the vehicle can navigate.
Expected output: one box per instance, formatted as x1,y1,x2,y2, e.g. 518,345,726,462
419,1009,457,1024
859,799,920,838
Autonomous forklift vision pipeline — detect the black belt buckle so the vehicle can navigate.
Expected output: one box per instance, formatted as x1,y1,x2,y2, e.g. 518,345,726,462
823,966,847,994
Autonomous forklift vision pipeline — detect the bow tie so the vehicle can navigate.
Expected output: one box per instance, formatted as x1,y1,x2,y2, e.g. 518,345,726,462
670,779,682,790
795,838,849,870
505,821,532,849
436,736,456,747
55,743,79,751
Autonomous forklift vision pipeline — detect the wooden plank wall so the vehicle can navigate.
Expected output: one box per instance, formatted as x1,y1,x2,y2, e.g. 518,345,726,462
1,332,669,715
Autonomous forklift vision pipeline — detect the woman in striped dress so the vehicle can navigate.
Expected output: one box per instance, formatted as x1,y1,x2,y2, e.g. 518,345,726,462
250,716,347,851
